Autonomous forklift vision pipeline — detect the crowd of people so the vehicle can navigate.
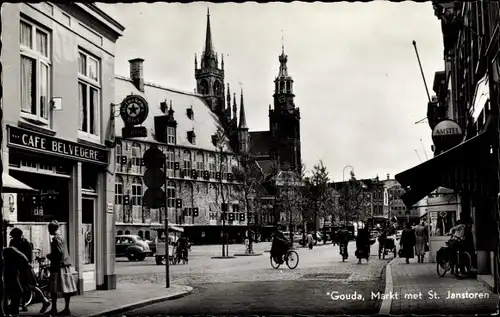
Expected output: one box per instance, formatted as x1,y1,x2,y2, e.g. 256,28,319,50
3,220,77,316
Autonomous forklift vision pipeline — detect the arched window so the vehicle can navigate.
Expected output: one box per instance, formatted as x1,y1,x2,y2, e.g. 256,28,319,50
115,141,122,165
222,156,228,176
145,230,151,240
131,143,141,166
131,177,142,206
167,181,176,208
183,150,191,170
196,152,204,172
138,230,143,238
200,80,208,95
166,148,175,178
115,176,123,205
208,154,216,179
117,230,123,236
124,230,130,235
213,81,221,96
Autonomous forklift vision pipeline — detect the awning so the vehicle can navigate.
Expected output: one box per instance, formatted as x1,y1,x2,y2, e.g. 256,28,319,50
2,173,37,193
395,129,495,207
168,224,184,232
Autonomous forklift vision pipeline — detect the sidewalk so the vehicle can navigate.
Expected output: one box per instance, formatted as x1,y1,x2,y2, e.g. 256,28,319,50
380,256,498,315
21,283,192,317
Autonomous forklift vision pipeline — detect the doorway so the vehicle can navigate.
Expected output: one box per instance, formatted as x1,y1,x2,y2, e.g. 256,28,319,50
82,196,96,265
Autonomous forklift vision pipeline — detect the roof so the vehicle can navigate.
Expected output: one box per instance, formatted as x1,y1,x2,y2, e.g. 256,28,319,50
255,159,275,175
115,76,232,153
250,131,271,157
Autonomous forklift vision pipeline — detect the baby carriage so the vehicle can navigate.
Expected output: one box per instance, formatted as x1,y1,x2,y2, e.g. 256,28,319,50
378,231,397,259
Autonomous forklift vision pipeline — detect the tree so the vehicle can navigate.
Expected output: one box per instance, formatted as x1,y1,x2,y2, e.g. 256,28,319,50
341,171,371,224
303,160,332,233
232,150,265,253
213,126,230,257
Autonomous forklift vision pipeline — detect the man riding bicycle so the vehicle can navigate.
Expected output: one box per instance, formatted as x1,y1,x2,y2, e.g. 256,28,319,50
336,227,350,258
176,234,189,263
446,213,475,272
270,230,289,264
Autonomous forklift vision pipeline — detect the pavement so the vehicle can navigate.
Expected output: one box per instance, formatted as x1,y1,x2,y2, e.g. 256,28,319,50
113,241,391,315
381,254,499,315
20,283,193,317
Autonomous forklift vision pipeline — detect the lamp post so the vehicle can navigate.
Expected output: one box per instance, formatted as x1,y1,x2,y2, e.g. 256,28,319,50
342,165,354,226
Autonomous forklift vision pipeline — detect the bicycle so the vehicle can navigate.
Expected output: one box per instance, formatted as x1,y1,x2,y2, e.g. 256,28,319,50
436,236,472,279
270,244,299,269
339,243,348,262
23,254,50,307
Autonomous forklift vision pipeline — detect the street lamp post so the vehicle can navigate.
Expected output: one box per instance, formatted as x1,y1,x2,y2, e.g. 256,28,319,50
342,165,354,226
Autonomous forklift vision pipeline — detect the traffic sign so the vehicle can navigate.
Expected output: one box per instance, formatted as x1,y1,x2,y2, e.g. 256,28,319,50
122,126,147,138
144,168,165,189
143,188,166,209
143,146,165,169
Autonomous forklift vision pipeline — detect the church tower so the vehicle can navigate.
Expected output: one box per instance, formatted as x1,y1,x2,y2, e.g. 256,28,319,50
238,88,249,153
269,44,302,173
195,9,225,114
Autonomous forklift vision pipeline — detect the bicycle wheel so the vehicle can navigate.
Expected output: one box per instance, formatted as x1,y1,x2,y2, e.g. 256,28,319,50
286,250,299,269
453,251,472,278
270,256,281,269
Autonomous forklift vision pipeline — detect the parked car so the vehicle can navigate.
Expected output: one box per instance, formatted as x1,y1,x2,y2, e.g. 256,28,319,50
115,235,151,261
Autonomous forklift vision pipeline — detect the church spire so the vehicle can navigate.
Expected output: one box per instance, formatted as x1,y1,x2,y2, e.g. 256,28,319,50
227,83,231,111
204,8,214,57
239,87,248,129
232,92,237,119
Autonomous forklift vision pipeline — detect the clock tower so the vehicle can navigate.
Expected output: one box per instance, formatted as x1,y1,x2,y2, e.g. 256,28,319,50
269,45,302,174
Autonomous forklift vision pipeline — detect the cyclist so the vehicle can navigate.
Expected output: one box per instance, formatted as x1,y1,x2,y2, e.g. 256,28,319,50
9,228,50,313
271,230,289,264
447,213,475,272
337,226,350,259
176,234,189,263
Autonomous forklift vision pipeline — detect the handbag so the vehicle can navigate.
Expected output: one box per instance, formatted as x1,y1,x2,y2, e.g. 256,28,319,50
398,248,404,258
424,243,429,252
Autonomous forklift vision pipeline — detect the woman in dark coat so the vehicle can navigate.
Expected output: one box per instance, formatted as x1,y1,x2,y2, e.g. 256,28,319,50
355,228,370,264
400,222,416,264
3,246,29,315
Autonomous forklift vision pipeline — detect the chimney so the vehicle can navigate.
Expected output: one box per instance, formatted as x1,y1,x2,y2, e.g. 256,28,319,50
386,173,390,180
129,58,145,92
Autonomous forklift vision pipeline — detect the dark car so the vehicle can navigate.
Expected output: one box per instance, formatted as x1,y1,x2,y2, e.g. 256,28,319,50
115,235,151,261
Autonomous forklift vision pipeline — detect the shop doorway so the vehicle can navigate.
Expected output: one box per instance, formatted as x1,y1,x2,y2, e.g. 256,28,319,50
82,196,96,265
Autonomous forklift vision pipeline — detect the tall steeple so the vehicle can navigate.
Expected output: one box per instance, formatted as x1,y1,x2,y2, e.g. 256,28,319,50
227,83,231,112
195,8,225,114
232,92,237,119
238,88,248,129
273,34,295,110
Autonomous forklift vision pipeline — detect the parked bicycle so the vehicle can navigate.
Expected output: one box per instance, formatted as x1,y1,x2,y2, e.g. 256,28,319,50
23,251,50,307
436,236,472,279
270,243,299,269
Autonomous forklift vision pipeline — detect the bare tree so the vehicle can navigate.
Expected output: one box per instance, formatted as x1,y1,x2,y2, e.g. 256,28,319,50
341,171,371,225
303,160,331,234
213,126,229,257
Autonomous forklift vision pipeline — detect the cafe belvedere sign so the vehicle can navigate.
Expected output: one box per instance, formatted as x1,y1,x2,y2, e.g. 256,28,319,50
431,119,464,151
8,126,108,165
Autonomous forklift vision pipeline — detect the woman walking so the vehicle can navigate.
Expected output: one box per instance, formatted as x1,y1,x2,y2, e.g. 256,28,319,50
400,222,416,264
46,220,77,316
3,246,27,316
414,220,427,263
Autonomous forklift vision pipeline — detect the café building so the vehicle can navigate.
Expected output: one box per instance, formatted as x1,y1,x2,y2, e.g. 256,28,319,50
1,3,124,292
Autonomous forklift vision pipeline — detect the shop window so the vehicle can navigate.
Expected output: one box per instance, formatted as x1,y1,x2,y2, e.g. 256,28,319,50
434,211,457,236
167,181,176,208
183,150,191,171
20,18,51,125
78,49,101,141
124,230,130,235
145,230,151,240
166,148,175,178
138,230,143,238
131,143,141,167
131,177,142,206
117,230,123,236
115,176,123,205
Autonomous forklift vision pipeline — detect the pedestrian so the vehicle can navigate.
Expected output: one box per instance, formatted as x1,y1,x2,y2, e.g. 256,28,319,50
306,232,314,249
46,220,77,316
3,246,28,315
414,220,427,263
400,222,416,264
9,227,51,313
355,227,370,264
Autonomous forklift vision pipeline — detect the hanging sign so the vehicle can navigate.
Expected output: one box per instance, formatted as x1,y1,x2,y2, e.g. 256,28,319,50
120,95,149,126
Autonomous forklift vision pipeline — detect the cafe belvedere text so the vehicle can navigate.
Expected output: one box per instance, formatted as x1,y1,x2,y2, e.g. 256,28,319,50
8,126,108,164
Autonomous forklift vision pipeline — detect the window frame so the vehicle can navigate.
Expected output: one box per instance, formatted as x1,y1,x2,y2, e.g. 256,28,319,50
183,151,192,170
131,178,142,206
209,154,216,179
166,126,176,145
77,49,101,142
196,153,204,172
115,177,123,205
166,148,175,178
167,181,176,209
131,143,141,167
19,18,52,125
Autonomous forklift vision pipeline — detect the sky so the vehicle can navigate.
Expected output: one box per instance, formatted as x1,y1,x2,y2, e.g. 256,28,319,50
98,2,444,182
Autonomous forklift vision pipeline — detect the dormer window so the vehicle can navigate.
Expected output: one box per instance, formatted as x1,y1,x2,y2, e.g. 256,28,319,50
166,126,176,145
160,100,168,114
187,106,194,120
187,129,196,145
